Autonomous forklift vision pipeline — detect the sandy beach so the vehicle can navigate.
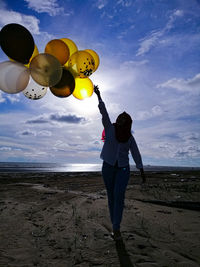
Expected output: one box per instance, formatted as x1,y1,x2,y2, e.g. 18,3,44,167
0,170,200,267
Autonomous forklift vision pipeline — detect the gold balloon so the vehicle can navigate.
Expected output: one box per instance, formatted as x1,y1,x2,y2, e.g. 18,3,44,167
25,44,39,67
73,77,94,100
61,38,78,58
85,49,100,72
30,53,63,87
45,39,70,65
50,69,75,98
68,50,95,78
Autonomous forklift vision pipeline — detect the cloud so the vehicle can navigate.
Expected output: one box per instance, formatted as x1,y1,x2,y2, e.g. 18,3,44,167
25,113,86,124
0,8,40,34
136,9,184,56
156,143,200,159
174,145,200,158
116,0,133,7
136,30,163,56
18,129,52,137
179,132,200,142
157,73,200,95
18,130,36,136
0,91,6,103
0,91,22,104
37,130,52,137
6,94,21,103
50,114,86,124
135,105,163,120
26,116,49,124
165,9,184,30
0,146,12,151
96,0,108,9
24,0,65,16
121,60,148,68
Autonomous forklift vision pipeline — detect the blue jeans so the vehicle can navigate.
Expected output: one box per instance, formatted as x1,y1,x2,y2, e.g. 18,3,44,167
102,161,130,231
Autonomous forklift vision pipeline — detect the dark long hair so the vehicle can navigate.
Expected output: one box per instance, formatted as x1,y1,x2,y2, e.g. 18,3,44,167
114,112,132,143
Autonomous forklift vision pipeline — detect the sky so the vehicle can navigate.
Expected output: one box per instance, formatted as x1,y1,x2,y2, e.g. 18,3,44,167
0,0,200,167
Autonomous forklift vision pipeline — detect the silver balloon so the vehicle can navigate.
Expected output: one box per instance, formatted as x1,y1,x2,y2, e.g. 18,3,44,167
30,53,63,87
23,77,47,100
0,61,30,94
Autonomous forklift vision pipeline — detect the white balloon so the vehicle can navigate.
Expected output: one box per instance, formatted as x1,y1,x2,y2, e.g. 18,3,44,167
0,61,30,94
23,77,47,100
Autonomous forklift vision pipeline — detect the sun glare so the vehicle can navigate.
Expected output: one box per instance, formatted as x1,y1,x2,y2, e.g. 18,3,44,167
70,95,98,116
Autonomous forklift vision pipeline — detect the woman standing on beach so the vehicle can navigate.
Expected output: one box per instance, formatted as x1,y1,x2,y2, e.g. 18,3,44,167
94,85,146,241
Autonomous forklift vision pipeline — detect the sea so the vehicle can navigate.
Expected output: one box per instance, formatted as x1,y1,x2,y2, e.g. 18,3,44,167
0,162,199,173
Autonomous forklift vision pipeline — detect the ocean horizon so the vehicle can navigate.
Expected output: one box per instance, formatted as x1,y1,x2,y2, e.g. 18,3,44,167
0,162,199,173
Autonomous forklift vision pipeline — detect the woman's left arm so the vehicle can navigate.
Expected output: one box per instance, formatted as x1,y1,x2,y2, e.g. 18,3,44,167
130,136,146,183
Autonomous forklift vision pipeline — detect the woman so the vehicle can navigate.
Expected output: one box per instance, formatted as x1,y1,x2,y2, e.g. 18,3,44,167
94,85,146,241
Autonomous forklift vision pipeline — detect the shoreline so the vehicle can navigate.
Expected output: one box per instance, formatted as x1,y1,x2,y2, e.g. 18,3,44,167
0,162,200,174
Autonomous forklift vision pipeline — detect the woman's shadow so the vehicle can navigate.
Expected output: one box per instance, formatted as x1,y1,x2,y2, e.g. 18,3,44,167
115,239,134,267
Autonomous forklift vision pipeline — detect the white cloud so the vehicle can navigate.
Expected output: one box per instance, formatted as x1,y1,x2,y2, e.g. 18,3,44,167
6,94,21,103
153,142,200,159
174,145,200,159
136,30,163,56
18,129,52,138
0,91,6,103
0,146,12,151
23,150,48,158
165,9,184,30
24,0,64,16
135,105,163,121
96,0,108,9
121,60,148,68
173,10,184,17
152,105,163,116
136,121,200,164
37,130,52,137
0,92,21,103
18,129,36,136
116,0,133,7
179,132,200,142
157,73,200,95
136,9,184,56
0,9,40,34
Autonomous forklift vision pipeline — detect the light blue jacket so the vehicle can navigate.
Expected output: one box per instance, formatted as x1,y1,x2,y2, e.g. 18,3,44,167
98,100,143,169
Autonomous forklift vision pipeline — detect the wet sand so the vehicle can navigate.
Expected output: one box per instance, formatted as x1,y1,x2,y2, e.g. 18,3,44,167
0,170,200,267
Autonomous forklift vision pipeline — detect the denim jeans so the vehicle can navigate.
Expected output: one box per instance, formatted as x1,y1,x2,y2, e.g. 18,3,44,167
102,161,130,231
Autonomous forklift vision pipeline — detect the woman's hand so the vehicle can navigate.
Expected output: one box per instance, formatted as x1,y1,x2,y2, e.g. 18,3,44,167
94,85,102,100
94,85,100,95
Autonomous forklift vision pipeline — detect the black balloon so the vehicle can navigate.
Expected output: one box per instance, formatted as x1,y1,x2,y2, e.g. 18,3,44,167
0,23,34,64
50,69,75,98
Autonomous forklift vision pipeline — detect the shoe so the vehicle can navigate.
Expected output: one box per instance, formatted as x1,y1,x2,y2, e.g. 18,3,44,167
111,230,122,241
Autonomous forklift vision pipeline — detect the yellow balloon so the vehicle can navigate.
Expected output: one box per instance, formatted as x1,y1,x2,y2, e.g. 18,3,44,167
30,53,63,87
85,49,100,72
25,45,39,67
68,50,95,78
61,38,78,58
45,39,70,65
73,77,94,100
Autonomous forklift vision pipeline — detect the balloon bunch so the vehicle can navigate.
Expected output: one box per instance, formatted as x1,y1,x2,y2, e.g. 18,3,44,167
0,23,100,100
